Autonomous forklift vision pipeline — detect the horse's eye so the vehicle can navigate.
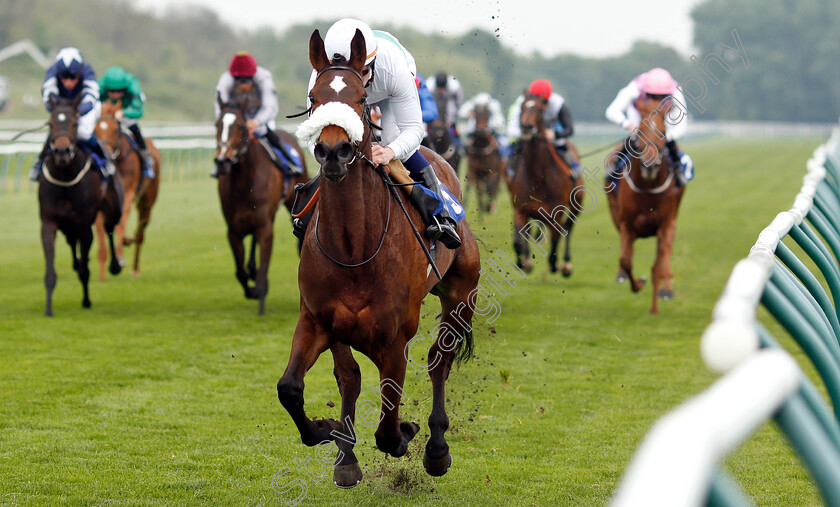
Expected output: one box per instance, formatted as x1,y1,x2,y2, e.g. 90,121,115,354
308,93,316,105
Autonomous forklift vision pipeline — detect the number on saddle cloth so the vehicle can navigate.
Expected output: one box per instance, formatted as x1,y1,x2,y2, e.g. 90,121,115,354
415,183,466,223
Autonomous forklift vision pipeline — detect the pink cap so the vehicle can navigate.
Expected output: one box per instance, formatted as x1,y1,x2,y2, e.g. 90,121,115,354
642,68,676,95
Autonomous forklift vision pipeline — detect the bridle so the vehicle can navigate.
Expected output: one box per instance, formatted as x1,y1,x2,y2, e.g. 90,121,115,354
624,136,674,195
308,64,391,268
216,108,252,166
43,108,93,187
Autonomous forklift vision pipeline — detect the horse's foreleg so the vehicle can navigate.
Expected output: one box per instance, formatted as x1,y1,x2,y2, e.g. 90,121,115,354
227,229,254,299
561,215,577,277
247,234,258,282
41,221,58,317
132,195,153,277
372,343,417,459
513,211,533,273
94,213,107,281
104,176,124,276
117,185,136,259
652,220,678,314
547,229,561,274
329,343,363,488
619,225,644,293
277,310,339,446
77,228,93,308
255,225,274,316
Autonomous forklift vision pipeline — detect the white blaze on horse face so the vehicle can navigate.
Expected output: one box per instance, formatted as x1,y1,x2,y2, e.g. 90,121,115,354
57,113,66,122
221,112,237,145
98,121,108,131
329,76,347,94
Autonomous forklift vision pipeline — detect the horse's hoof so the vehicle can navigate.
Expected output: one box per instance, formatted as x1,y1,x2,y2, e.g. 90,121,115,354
109,263,122,275
423,452,452,477
82,299,91,309
615,271,628,283
548,263,558,274
244,288,258,300
118,257,127,267
123,237,134,246
561,263,573,278
131,270,141,278
401,420,420,441
333,462,363,489
658,289,674,300
522,262,533,274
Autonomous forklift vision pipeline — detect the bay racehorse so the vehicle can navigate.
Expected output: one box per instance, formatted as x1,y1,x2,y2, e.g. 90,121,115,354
422,89,462,176
464,102,502,216
38,95,123,316
94,100,161,278
606,95,685,314
508,95,583,275
215,94,309,315
276,28,481,488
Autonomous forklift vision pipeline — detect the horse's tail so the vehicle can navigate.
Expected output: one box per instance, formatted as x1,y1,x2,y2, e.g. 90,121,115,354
454,327,474,365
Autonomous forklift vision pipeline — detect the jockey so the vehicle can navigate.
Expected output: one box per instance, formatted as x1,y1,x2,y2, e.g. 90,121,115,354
306,18,461,249
30,47,114,181
426,71,464,151
604,67,694,189
457,92,508,153
212,51,302,178
506,79,581,179
99,66,155,179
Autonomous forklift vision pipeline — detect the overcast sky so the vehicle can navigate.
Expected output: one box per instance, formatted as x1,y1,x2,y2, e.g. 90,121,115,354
134,0,705,58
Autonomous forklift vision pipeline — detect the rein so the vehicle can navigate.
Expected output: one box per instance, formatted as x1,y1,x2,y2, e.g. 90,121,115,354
43,156,93,187
9,121,48,141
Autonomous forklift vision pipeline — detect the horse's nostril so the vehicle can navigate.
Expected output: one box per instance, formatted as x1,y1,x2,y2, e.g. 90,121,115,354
314,142,328,164
336,142,354,163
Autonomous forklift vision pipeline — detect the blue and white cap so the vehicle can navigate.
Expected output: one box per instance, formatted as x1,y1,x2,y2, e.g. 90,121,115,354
55,47,84,76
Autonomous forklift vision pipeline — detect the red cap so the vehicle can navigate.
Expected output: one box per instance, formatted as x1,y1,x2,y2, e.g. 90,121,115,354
528,79,552,100
229,52,257,77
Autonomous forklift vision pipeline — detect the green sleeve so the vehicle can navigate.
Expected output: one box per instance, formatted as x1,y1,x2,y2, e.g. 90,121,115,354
122,74,145,119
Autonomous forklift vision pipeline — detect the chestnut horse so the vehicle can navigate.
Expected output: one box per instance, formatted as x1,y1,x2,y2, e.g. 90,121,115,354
38,95,123,316
508,96,583,275
276,29,481,488
214,95,308,315
606,96,685,314
94,101,161,279
464,103,502,216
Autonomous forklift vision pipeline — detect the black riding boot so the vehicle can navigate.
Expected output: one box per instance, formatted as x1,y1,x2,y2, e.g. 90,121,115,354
506,141,521,180
127,123,155,178
410,165,461,249
266,128,303,175
88,137,116,178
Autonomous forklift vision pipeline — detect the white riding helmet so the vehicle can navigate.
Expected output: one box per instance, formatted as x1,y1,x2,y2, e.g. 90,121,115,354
324,18,377,66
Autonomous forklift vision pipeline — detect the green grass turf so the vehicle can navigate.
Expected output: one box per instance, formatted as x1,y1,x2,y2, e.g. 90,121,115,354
0,137,828,505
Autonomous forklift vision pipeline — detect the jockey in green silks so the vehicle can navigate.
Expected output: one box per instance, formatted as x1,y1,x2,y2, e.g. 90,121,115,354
99,66,155,178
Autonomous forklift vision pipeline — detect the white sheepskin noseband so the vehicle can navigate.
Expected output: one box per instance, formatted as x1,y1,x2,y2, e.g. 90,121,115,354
295,101,364,146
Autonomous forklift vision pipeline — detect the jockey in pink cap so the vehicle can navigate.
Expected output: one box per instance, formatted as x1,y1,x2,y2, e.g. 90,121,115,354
604,67,694,189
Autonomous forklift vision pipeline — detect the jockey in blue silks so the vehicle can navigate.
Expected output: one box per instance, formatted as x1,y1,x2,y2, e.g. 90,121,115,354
30,47,115,181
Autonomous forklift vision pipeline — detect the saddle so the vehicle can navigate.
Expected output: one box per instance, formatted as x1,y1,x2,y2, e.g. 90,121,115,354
257,138,304,176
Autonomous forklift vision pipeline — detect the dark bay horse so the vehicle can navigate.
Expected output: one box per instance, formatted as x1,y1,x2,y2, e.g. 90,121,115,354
215,95,308,315
422,89,462,176
94,100,161,278
38,95,123,316
508,96,583,275
606,96,685,314
277,28,481,488
464,103,502,216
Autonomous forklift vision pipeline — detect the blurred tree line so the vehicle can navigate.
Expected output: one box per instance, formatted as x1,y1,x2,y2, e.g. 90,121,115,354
0,0,837,122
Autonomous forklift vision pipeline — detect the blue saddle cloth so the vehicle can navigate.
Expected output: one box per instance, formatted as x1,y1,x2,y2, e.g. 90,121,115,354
415,184,466,223
267,140,303,176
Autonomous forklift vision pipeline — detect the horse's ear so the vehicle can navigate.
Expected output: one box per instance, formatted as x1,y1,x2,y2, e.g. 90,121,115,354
309,29,329,73
48,94,56,111
348,29,366,72
72,93,83,109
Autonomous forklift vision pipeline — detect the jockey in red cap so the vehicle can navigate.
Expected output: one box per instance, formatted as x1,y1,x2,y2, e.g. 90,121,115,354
212,51,302,178
506,78,581,181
